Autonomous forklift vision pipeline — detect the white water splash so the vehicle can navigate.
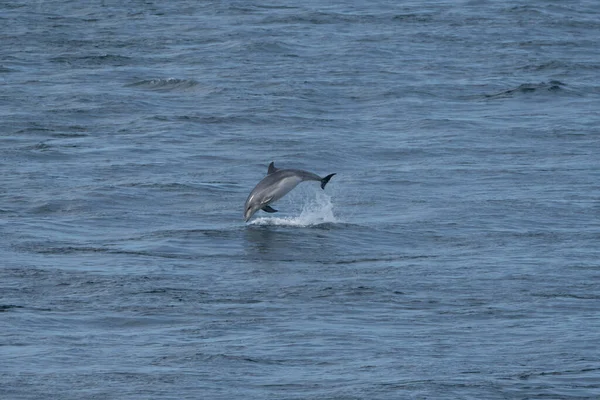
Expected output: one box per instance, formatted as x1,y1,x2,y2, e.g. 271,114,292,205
249,190,338,227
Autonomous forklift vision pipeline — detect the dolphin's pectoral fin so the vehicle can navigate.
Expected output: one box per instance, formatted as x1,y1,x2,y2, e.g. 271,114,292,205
262,205,278,213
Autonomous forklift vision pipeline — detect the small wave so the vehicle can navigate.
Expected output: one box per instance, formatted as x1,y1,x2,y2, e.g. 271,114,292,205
520,60,600,73
221,38,299,56
519,60,568,72
0,65,17,73
392,13,436,23
0,304,24,312
50,53,132,66
485,80,566,98
245,40,296,54
248,192,338,227
126,78,199,91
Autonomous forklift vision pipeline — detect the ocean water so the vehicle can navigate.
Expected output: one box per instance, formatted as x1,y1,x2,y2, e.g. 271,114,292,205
1,1,599,399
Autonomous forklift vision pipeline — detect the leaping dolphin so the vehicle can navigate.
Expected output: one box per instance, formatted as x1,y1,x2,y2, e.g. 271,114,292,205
244,162,336,222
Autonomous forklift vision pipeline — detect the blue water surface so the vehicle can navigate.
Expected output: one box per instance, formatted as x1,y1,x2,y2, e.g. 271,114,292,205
1,1,599,399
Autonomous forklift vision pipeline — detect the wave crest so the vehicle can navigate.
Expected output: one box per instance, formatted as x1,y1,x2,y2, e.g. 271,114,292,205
126,78,199,91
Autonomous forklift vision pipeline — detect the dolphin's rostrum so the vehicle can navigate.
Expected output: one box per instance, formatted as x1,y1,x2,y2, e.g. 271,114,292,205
244,162,336,221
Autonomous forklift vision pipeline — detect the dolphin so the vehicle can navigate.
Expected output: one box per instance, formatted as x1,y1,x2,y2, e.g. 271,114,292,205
244,162,336,222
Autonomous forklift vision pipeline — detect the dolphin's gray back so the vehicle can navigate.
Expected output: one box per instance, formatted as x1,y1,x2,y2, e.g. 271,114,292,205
277,169,322,182
246,169,322,207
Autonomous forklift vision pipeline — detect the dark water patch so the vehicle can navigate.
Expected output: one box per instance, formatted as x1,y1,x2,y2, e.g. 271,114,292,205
26,142,55,152
505,5,545,16
314,285,380,299
227,39,300,56
127,228,240,242
163,352,288,367
519,61,600,76
126,78,200,92
0,304,25,312
28,200,89,215
309,222,356,230
49,125,89,138
50,53,133,67
0,305,52,313
13,239,188,261
106,248,195,260
17,243,110,256
485,80,568,98
6,120,87,148
118,182,200,192
13,123,56,136
519,60,569,72
246,220,354,230
225,3,299,14
199,297,263,305
150,113,272,126
215,135,305,148
532,292,600,301
260,11,381,26
0,65,18,73
518,366,600,380
135,287,211,304
393,13,436,23
327,254,434,265
20,140,86,157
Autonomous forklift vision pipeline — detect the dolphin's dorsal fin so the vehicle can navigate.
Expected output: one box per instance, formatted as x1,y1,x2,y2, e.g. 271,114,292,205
267,161,278,175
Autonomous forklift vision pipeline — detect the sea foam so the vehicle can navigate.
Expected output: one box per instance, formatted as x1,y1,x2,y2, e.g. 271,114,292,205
249,190,338,227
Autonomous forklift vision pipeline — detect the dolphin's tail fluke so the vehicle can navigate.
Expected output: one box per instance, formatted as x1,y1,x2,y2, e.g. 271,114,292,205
320,173,336,189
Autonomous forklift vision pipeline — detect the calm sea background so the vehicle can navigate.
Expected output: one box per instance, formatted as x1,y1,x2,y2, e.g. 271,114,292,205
1,1,599,399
